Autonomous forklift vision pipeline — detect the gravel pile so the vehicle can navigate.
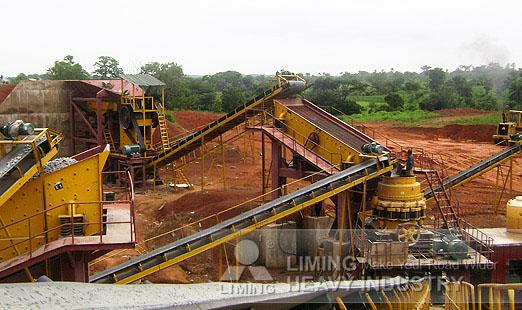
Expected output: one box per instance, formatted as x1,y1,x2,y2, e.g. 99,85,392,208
31,157,78,179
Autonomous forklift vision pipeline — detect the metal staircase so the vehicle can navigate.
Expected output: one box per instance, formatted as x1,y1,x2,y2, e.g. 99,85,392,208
157,113,171,152
103,129,116,152
164,163,192,188
424,169,459,229
423,142,522,201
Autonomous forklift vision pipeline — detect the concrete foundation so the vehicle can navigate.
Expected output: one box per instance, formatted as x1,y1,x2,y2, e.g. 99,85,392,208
301,216,335,257
258,222,296,268
324,239,351,261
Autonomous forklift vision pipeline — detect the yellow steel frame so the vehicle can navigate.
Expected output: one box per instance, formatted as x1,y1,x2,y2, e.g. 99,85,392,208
445,281,475,310
477,283,522,310
426,143,522,203
146,75,305,169
273,100,360,167
119,79,167,152
0,129,62,208
363,280,431,310
0,144,110,263
113,157,394,284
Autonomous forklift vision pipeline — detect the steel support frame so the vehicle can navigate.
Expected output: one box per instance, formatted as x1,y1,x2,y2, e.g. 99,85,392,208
70,90,112,154
493,159,514,216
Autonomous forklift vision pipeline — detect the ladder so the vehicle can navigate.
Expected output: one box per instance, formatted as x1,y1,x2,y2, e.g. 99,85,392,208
157,113,170,152
103,129,116,151
424,169,459,229
165,163,193,189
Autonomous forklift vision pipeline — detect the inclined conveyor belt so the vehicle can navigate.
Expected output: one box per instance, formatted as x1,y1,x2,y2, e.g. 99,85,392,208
423,143,521,200
91,156,392,283
147,80,307,169
0,135,53,196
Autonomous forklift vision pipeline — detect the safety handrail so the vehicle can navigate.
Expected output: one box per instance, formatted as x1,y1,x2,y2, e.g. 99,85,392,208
142,164,339,245
0,171,135,263
478,283,522,310
256,110,344,169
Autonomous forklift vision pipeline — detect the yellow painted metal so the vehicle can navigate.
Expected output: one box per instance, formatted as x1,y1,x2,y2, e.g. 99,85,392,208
493,110,522,142
273,100,366,167
86,101,118,115
506,196,522,232
0,145,109,263
478,283,522,310
0,129,62,208
372,176,426,229
146,75,306,169
336,296,347,310
114,157,395,284
373,280,430,310
427,143,522,203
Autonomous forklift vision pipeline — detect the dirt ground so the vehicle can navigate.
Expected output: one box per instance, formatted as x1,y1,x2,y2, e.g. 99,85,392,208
0,84,15,105
90,108,520,283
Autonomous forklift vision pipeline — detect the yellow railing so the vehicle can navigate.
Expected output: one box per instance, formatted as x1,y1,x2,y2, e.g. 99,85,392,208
363,280,430,310
445,281,475,310
478,283,522,310
89,162,341,267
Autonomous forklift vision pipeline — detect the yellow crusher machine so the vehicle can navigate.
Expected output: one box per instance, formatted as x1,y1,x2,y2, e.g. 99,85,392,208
90,74,522,285
0,121,134,282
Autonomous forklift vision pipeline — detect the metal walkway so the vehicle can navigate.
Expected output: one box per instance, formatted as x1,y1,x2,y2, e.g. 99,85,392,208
146,76,307,169
423,143,522,201
90,155,394,284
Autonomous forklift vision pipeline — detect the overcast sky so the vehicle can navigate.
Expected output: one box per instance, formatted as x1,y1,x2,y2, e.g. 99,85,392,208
1,0,520,77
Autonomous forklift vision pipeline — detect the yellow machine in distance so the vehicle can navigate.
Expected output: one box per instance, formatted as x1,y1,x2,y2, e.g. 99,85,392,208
493,110,522,144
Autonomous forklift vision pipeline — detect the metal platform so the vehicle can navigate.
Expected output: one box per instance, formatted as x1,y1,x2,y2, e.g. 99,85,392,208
0,203,135,280
249,125,339,174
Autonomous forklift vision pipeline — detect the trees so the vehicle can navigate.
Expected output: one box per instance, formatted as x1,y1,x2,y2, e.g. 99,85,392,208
384,93,404,110
140,62,189,110
404,80,421,92
10,73,28,84
46,55,89,80
427,68,446,91
221,87,245,112
507,78,522,109
92,56,123,79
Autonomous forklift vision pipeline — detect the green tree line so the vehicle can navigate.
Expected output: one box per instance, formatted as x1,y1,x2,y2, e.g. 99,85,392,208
2,56,521,113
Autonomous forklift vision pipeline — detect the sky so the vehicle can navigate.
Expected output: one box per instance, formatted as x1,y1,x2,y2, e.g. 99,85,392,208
1,0,520,77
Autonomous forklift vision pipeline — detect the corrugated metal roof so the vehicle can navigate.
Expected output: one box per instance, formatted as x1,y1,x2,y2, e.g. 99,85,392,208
120,74,165,86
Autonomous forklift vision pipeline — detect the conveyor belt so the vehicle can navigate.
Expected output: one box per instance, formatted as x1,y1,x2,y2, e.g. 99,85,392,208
278,98,374,152
147,78,307,169
423,143,522,201
0,133,58,207
91,155,394,284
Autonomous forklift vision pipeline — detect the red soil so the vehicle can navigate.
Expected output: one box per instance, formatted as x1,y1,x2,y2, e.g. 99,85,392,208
169,110,224,131
398,124,497,143
92,108,520,283
0,84,16,105
435,107,493,116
